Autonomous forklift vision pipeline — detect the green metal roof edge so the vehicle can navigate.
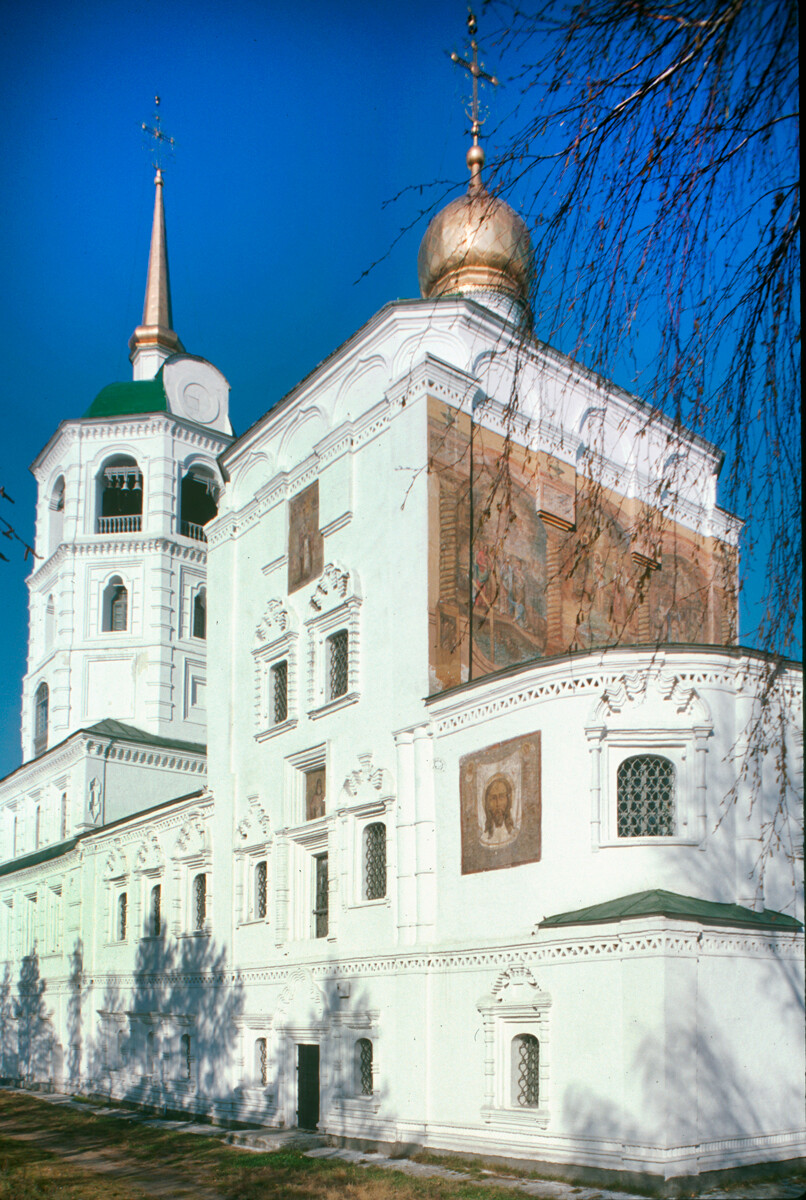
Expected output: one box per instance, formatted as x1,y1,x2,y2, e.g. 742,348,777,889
84,719,206,755
83,371,168,419
541,889,802,931
0,836,81,878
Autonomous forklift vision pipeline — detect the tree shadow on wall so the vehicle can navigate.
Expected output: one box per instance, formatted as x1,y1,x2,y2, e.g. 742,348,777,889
93,930,243,1118
6,951,57,1087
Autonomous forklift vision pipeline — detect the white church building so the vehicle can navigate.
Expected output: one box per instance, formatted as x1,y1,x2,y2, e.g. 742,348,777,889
0,74,803,1192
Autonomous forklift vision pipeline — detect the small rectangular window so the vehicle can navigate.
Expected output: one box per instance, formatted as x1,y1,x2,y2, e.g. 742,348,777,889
60,793,68,841
193,873,207,931
326,629,349,700
117,892,128,941
313,853,328,938
255,1036,268,1087
363,823,387,900
271,660,288,724
150,883,161,937
255,861,267,919
180,1033,192,1080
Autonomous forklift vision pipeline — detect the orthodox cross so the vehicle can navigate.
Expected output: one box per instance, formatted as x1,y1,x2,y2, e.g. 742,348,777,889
141,96,176,170
451,10,498,146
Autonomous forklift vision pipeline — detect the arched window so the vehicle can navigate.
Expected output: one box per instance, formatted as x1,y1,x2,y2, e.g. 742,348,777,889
326,629,349,700
33,682,49,757
102,576,128,632
355,1038,373,1097
45,595,55,650
617,754,676,837
363,823,387,900
117,892,128,941
192,589,207,639
60,793,68,841
254,1037,268,1087
49,476,65,555
180,467,219,541
98,456,143,534
512,1034,540,1108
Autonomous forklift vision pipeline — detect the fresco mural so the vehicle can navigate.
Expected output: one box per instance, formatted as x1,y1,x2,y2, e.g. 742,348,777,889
288,481,324,594
460,733,541,873
428,398,735,692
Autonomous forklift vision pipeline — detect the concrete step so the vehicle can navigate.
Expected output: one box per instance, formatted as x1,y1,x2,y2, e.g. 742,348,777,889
226,1128,327,1153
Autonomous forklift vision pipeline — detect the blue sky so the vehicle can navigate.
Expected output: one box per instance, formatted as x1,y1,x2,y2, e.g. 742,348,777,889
0,0,484,774
0,0,790,778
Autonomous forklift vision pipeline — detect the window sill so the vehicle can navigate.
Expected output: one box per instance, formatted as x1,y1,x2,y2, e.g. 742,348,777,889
347,896,390,911
338,1096,381,1115
238,917,271,928
600,835,700,848
480,1105,549,1130
309,692,360,720
255,717,298,743
179,928,211,939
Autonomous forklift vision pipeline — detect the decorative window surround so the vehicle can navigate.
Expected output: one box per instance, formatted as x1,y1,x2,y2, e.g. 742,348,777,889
235,1014,276,1107
331,1008,381,1114
336,753,396,910
253,599,299,740
305,564,361,718
477,965,551,1130
235,797,273,927
170,813,211,937
585,672,712,850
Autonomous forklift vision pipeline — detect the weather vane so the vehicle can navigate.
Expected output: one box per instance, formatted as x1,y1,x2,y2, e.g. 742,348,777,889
451,9,498,149
141,96,176,171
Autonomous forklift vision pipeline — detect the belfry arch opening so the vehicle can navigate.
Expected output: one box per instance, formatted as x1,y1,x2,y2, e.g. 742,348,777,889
49,476,65,554
180,466,219,541
97,456,143,534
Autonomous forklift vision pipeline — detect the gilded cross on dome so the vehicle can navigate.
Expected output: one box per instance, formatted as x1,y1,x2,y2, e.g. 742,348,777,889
141,95,176,171
451,9,498,188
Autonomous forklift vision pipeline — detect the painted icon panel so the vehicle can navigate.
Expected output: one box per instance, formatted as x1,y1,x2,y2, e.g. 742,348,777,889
460,732,541,874
288,481,324,594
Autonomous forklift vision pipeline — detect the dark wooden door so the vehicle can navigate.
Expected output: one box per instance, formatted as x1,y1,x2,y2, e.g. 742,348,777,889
296,1043,320,1129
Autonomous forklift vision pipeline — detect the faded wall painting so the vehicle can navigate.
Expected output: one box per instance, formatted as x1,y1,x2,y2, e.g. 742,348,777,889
288,482,324,594
460,733,541,874
427,398,736,693
305,768,326,821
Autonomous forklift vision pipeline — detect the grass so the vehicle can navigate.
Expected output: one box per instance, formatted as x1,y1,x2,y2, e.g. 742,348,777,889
0,1090,540,1200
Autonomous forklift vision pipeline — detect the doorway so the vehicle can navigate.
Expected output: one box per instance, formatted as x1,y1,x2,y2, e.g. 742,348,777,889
296,1043,320,1129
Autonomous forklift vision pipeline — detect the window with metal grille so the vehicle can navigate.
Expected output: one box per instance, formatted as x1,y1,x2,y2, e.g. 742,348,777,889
180,1033,192,1080
255,861,267,919
34,682,48,757
326,629,348,700
313,853,328,938
356,1038,373,1096
513,1034,540,1107
150,884,161,937
117,892,128,941
363,823,387,900
60,793,68,841
616,754,675,837
271,660,288,723
193,873,207,931
193,590,206,639
255,1037,268,1087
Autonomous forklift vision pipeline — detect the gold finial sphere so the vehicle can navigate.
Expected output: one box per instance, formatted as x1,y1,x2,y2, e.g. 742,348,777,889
155,95,160,106
467,9,477,35
467,144,485,171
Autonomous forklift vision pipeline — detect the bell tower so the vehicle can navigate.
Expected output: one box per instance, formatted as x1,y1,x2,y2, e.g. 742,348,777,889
21,159,233,763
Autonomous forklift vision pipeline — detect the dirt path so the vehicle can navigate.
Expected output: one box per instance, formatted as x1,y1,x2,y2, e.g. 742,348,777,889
0,1119,228,1200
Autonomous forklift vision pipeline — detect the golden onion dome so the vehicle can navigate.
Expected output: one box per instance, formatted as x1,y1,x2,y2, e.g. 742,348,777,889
417,148,533,315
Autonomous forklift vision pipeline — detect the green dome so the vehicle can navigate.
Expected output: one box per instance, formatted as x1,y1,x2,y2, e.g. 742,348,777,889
84,372,168,419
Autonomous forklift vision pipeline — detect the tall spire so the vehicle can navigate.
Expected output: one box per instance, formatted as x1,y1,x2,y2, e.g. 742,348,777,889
129,100,183,380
